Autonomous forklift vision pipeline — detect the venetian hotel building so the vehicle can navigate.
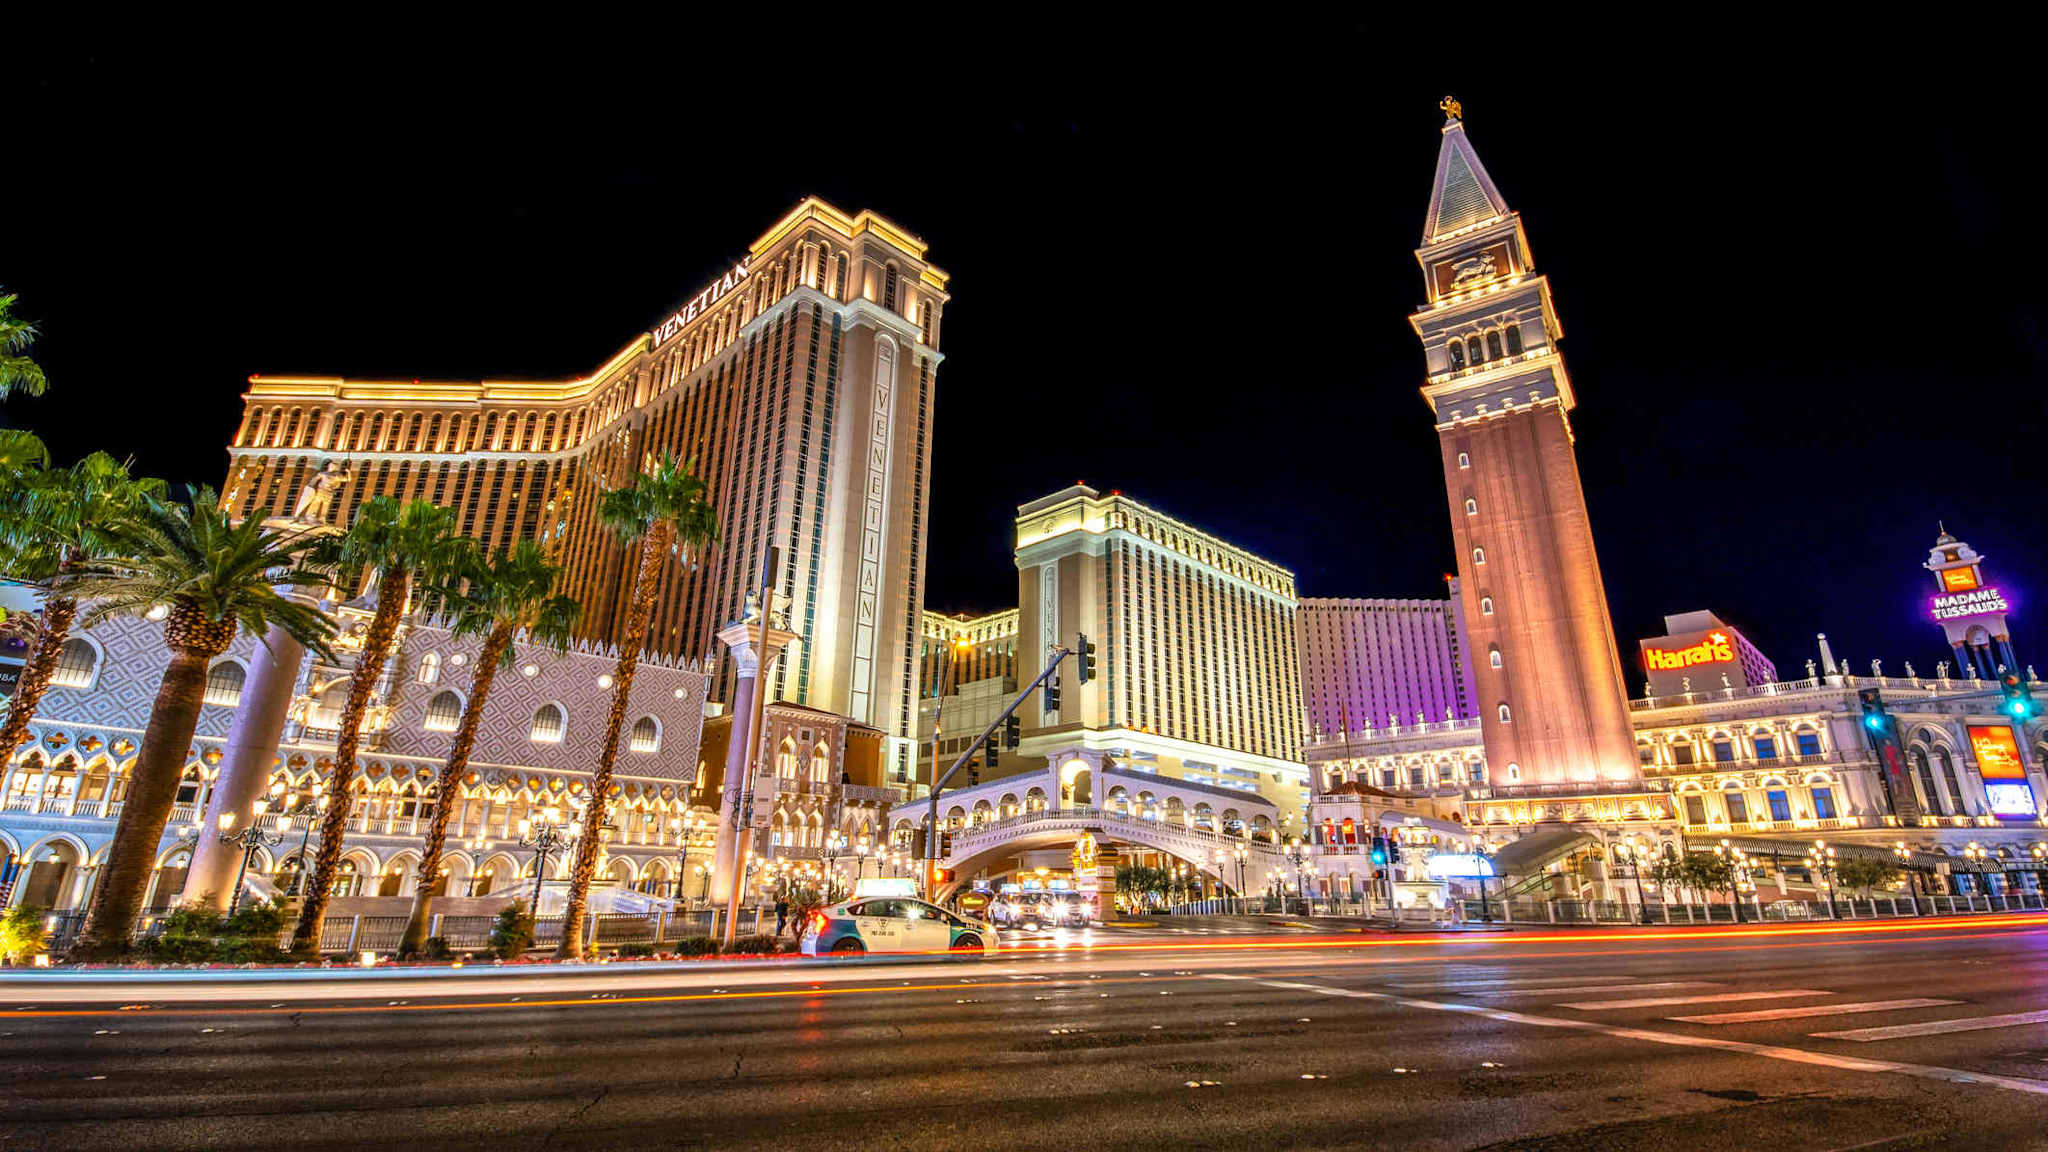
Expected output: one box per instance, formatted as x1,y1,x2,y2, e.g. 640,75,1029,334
222,199,949,774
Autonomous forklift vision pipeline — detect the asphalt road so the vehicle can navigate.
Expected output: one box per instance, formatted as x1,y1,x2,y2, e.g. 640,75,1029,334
7,915,2048,1150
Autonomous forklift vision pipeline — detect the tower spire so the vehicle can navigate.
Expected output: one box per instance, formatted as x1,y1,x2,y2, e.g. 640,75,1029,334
1422,99,1510,244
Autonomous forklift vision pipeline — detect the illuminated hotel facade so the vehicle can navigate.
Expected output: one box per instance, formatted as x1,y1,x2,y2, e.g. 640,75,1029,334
222,199,949,773
1011,485,1308,811
1296,588,1478,740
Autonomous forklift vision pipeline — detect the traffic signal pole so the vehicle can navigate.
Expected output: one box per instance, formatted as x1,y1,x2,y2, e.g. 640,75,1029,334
924,645,1071,894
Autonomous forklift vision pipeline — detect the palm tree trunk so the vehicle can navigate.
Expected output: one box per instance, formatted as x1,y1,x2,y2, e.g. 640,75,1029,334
0,597,76,766
67,613,236,960
291,570,410,953
556,523,669,958
399,622,512,957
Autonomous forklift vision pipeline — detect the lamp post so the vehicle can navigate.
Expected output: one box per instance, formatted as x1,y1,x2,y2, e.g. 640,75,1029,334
854,833,872,884
1232,843,1249,913
669,813,705,904
277,781,329,898
1617,838,1654,924
1963,840,1988,898
1715,839,1751,922
463,836,492,896
215,801,289,917
1805,839,1838,918
2031,843,2047,900
1894,841,1921,915
518,805,582,915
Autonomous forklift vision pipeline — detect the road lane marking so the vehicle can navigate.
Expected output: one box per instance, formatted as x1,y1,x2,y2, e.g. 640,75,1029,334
1813,1009,2048,1042
1670,999,1962,1024
1388,975,1650,990
1482,982,1719,997
1558,990,1831,1010
1208,974,2048,1098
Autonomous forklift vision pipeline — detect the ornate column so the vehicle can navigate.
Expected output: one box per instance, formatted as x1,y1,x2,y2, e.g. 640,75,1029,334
708,620,798,909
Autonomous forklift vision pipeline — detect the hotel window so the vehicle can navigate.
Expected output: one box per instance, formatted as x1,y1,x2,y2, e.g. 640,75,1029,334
1464,498,1477,515
1479,597,1494,615
417,653,441,685
1448,340,1465,370
1811,786,1837,820
1381,768,1396,788
1465,336,1484,364
50,638,99,689
1683,794,1707,824
1794,729,1822,757
1766,788,1791,822
1504,323,1523,355
1486,331,1503,360
1637,741,1656,765
1753,733,1778,759
629,716,660,754
1670,742,1694,766
424,690,463,733
1505,763,1520,782
1471,547,1485,565
1723,789,1749,823
883,264,899,312
529,703,566,744
1407,765,1424,787
203,661,246,708
1488,646,1502,669
1712,738,1735,762
1496,703,1511,723
1457,452,1470,469
1467,762,1484,783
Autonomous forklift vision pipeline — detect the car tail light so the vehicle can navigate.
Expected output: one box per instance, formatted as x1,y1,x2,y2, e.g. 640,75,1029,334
811,912,829,935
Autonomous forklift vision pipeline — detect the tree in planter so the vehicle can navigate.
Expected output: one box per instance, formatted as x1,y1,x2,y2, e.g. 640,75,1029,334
291,497,465,953
398,541,579,958
0,288,51,399
0,452,164,773
488,902,535,960
555,454,715,959
1833,856,1901,899
1,904,49,963
61,489,336,959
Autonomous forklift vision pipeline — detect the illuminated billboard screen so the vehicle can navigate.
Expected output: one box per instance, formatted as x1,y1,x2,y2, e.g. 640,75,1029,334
1941,567,1980,592
1967,724,2035,818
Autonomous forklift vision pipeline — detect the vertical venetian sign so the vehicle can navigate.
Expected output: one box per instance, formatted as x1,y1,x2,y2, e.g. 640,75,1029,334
1040,561,1059,713
849,341,895,726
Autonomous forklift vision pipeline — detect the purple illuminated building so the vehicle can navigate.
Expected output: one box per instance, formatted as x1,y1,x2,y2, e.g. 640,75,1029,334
1296,581,1478,738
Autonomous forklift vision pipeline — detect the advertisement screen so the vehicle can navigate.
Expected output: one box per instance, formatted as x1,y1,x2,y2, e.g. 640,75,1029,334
1968,724,2035,817
1942,567,1981,592
0,660,20,700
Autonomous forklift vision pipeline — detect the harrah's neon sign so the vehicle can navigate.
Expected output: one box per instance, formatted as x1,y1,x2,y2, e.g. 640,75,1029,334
1645,632,1735,672
1930,586,2009,622
652,257,752,347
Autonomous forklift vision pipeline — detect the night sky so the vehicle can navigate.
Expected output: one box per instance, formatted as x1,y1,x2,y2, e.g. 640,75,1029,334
11,37,2042,684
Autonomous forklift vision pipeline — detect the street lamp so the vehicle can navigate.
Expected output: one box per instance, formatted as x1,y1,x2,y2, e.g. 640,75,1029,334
216,801,289,917
1963,840,1989,897
669,812,706,903
1893,841,1921,915
463,836,492,896
854,833,872,883
1615,838,1653,924
1232,843,1249,912
1805,839,1839,918
518,805,582,914
276,780,329,898
1714,839,1752,922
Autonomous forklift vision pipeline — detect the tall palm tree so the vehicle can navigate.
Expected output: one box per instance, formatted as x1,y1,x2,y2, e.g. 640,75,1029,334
63,489,336,959
290,496,465,952
0,454,164,778
0,428,48,472
398,540,579,958
556,454,716,958
0,290,51,399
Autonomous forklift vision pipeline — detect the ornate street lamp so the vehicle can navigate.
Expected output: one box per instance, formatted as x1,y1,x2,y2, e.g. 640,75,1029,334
463,835,493,896
1616,838,1654,924
1893,841,1921,915
275,779,329,898
216,801,289,917
1804,839,1838,918
518,805,582,914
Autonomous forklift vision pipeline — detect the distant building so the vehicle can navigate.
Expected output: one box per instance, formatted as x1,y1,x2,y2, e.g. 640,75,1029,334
1636,610,1776,698
1296,586,1478,740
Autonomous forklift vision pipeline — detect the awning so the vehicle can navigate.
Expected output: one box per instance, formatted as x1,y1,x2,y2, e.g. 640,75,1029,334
1490,827,1597,877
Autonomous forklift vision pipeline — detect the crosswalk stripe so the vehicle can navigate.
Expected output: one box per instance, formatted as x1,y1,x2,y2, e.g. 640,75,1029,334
1813,1009,2048,1042
1485,982,1718,997
1558,989,1831,1011
1670,998,1961,1024
1389,976,1646,990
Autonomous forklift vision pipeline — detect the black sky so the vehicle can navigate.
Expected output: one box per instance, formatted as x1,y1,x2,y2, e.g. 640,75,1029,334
11,31,2044,684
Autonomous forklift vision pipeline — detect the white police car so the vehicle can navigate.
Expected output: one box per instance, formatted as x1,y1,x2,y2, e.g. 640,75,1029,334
799,896,997,957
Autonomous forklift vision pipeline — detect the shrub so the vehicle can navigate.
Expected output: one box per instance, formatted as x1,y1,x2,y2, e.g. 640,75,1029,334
421,936,455,960
488,903,535,959
1,905,50,963
136,899,291,964
670,935,718,957
615,942,654,959
724,934,783,955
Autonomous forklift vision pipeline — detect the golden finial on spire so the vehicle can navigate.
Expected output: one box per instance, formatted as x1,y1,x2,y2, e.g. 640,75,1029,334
1439,95,1462,123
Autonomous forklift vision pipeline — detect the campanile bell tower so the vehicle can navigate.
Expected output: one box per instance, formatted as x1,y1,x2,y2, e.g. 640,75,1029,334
1407,99,1638,787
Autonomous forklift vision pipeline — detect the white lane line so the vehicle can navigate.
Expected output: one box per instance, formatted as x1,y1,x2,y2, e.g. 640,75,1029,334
1205,974,2048,1098
1483,982,1718,997
1671,999,1962,1025
1558,990,1831,1011
1814,1009,2048,1042
1388,976,1651,990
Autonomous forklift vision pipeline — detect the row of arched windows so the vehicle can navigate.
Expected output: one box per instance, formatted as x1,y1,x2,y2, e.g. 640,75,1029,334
1445,322,1524,371
416,691,663,753
237,404,592,456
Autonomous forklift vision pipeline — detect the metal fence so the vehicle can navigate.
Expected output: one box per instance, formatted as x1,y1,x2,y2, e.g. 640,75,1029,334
37,905,764,957
1160,891,2048,926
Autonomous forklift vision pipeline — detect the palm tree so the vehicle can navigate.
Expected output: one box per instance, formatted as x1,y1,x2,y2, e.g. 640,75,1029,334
0,290,51,399
290,496,464,952
398,540,578,958
0,428,47,473
63,489,336,959
0,454,164,778
555,454,715,958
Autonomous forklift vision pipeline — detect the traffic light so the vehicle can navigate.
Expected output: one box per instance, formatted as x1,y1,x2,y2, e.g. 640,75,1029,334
2000,673,2038,721
984,742,999,771
1369,835,1389,866
1044,674,1062,712
1004,713,1022,748
968,755,981,786
939,831,953,857
1078,633,1098,684
1857,688,1895,737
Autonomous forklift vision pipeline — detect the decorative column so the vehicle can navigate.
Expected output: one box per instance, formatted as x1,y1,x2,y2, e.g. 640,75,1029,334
708,620,798,910
180,620,309,910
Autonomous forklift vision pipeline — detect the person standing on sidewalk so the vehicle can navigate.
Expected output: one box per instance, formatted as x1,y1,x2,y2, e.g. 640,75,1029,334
774,898,789,937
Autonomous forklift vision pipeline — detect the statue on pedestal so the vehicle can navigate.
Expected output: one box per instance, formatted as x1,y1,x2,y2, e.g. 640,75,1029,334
291,459,352,525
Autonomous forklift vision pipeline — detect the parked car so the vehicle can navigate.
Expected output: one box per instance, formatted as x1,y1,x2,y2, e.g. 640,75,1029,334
799,897,997,956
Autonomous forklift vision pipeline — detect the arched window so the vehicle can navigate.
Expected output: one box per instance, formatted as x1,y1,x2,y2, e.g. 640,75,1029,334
1504,323,1523,355
629,716,660,754
1479,597,1495,615
883,263,900,312
529,704,566,744
203,661,247,708
1466,336,1484,365
1910,747,1944,816
1488,646,1503,669
425,690,463,733
50,638,98,689
1497,703,1512,723
1506,762,1521,782
417,652,441,685
1934,747,1969,816
1464,498,1477,515
1472,546,1486,565
809,743,831,784
776,741,797,780
1457,451,1471,469
1486,331,1504,360
1447,340,1465,370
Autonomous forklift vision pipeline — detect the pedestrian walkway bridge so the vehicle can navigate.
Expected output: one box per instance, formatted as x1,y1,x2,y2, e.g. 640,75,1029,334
935,806,1290,900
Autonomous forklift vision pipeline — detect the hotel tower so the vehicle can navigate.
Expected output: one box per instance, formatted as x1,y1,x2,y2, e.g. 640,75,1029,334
223,199,948,772
1407,103,1637,787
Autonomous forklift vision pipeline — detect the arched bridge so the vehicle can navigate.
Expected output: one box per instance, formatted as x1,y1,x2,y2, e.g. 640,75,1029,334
936,806,1291,901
